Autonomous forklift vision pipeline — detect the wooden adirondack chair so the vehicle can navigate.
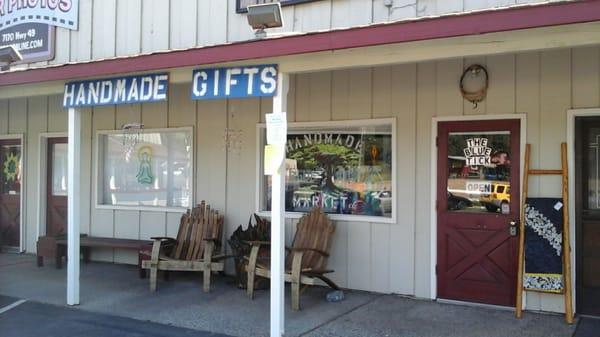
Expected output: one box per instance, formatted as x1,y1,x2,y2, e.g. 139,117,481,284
141,201,225,292
245,208,339,310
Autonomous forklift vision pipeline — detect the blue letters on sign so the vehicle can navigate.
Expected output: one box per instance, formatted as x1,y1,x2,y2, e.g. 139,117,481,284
63,73,169,108
191,65,278,100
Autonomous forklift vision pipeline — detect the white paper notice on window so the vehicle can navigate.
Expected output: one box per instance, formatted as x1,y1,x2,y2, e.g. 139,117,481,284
266,112,287,145
554,201,563,211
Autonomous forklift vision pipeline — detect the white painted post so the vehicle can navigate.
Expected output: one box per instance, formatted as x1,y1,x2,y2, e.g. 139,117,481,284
67,108,81,306
270,72,289,337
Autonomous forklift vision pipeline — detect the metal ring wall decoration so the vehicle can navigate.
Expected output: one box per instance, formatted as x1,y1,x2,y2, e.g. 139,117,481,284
460,64,489,109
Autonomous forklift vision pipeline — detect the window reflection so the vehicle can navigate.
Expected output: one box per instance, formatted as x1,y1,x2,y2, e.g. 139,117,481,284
263,122,394,218
52,143,68,196
587,129,600,210
99,130,193,208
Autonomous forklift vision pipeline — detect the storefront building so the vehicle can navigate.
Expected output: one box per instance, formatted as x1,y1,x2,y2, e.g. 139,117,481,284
0,0,599,318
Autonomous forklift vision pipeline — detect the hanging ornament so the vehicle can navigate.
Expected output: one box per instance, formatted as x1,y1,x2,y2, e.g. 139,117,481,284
136,146,155,185
460,64,489,109
3,152,19,182
121,122,144,159
223,128,243,154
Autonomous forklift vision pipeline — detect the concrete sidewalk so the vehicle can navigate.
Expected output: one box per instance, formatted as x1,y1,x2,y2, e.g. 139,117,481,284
574,317,600,337
0,253,581,337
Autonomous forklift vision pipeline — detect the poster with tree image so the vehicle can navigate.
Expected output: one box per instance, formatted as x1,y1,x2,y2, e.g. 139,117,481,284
265,126,393,218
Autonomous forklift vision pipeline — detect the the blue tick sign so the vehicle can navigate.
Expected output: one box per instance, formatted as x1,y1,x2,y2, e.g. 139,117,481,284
191,65,278,100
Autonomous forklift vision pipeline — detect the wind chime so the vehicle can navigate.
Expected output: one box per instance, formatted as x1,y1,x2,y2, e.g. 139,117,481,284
223,128,243,154
121,122,144,160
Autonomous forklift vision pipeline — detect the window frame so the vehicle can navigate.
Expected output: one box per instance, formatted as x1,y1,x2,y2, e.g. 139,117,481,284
236,0,322,14
94,126,194,213
255,117,397,224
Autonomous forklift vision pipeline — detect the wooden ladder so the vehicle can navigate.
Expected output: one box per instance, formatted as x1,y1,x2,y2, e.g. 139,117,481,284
515,143,573,324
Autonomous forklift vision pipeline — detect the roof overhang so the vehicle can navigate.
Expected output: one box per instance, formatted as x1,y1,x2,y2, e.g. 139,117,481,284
0,0,599,88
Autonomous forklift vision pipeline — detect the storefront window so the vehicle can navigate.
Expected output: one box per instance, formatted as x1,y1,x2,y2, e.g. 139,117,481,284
259,119,395,221
96,128,193,210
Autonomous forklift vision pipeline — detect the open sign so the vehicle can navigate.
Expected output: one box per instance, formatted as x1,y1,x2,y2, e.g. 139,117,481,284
466,181,491,194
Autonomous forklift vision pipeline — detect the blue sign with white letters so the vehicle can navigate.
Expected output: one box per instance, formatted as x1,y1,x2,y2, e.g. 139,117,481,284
191,65,278,100
63,73,169,108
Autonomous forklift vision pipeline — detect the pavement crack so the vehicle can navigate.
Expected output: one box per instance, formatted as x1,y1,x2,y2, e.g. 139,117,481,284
297,293,385,337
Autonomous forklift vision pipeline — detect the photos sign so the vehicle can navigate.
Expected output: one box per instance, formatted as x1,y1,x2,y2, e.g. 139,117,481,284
0,0,79,30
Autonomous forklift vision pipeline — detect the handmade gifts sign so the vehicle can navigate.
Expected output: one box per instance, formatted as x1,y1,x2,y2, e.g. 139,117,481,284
63,73,169,108
191,65,277,100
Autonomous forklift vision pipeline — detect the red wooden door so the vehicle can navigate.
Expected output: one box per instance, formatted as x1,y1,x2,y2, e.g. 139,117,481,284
437,119,520,307
46,137,68,237
0,139,22,248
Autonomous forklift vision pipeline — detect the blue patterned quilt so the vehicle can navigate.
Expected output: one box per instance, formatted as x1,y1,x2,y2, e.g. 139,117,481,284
523,197,564,293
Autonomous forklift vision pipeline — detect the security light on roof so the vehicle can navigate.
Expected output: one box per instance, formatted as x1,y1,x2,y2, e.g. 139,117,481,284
246,2,283,38
0,45,22,71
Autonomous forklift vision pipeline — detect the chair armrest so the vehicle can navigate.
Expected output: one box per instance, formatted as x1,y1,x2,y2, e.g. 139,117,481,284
203,237,222,244
290,247,329,257
144,237,176,259
244,240,271,246
150,236,176,242
244,241,291,255
210,254,235,262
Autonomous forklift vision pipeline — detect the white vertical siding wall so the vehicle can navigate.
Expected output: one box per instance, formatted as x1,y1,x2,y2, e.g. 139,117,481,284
31,0,564,67
2,45,598,314
116,0,141,56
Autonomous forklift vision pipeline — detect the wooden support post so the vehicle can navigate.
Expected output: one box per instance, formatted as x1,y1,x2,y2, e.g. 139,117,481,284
67,108,81,306
515,144,530,318
561,143,574,324
270,72,289,337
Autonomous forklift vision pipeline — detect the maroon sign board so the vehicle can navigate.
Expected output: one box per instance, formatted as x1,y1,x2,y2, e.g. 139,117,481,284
0,22,55,64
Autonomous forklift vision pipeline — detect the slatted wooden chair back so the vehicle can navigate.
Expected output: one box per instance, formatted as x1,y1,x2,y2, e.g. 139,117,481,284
171,208,193,259
170,201,224,260
287,208,334,271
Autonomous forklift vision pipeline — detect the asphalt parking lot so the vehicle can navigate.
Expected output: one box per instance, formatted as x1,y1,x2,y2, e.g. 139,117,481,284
0,295,232,337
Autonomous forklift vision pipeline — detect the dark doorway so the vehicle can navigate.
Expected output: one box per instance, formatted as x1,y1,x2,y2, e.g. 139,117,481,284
437,119,521,306
0,139,22,249
46,137,68,237
575,117,600,316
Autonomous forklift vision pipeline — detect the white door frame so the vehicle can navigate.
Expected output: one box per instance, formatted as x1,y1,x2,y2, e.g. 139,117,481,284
430,114,527,304
36,132,68,241
0,134,26,252
565,108,600,313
